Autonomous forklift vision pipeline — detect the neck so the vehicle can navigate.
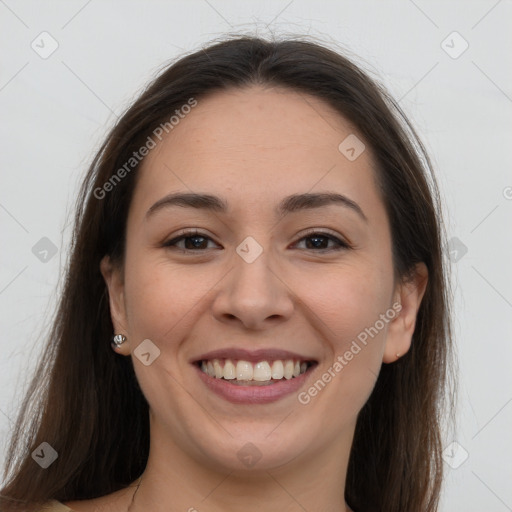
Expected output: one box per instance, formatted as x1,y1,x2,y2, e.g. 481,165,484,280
127,417,355,512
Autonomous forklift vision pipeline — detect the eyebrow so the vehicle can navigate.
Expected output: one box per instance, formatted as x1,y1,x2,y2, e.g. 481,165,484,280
145,191,367,222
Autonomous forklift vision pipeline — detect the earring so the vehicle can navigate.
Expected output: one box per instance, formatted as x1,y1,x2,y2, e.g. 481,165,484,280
396,352,401,359
111,334,127,349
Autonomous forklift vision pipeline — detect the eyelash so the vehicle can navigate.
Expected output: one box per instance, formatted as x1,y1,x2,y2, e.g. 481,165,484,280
162,229,351,253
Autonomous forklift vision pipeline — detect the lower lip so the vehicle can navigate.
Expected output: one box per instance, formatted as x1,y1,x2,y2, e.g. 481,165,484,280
193,363,316,404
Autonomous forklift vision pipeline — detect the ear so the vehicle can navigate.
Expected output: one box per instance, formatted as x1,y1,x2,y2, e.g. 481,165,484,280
100,255,131,355
382,262,428,364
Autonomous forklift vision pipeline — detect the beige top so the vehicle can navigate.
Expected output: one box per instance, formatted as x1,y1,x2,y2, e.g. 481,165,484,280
41,500,73,511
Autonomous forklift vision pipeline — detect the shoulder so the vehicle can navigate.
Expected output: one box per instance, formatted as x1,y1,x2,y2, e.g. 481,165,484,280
42,479,142,511
40,501,74,511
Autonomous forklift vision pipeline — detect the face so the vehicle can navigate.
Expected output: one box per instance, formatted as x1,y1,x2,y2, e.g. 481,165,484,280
102,85,426,473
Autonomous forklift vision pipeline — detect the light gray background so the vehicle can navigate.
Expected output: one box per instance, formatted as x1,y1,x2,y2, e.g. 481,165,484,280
1,1,511,510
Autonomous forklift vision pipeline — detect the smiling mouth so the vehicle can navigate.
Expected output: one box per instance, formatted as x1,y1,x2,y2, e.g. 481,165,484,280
195,358,317,386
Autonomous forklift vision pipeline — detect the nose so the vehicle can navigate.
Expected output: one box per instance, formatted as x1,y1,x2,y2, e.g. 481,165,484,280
211,246,294,331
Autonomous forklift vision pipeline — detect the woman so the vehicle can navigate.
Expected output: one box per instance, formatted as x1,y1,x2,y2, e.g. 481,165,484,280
0,35,453,512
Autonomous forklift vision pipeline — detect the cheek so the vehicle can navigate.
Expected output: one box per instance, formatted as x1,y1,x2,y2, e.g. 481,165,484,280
298,260,394,343
123,254,214,339
293,259,394,411
121,258,211,422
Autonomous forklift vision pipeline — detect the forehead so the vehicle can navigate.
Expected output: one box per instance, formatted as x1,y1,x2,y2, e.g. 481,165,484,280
132,85,381,217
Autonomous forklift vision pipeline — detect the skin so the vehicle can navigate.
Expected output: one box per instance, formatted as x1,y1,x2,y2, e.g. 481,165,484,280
66,85,427,512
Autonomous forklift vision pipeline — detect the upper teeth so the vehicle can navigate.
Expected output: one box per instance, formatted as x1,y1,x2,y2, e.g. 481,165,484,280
200,359,309,381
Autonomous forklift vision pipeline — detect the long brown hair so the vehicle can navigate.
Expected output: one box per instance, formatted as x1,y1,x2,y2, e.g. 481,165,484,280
1,34,454,512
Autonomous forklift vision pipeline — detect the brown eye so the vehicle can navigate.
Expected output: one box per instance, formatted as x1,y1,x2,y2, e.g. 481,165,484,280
163,230,219,251
181,235,209,250
294,232,350,251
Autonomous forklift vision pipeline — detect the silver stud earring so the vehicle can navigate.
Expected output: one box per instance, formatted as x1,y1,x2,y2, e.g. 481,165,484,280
111,334,127,349
396,352,401,359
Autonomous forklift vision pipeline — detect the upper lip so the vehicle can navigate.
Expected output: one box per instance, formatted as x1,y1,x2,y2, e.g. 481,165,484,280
191,347,318,364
